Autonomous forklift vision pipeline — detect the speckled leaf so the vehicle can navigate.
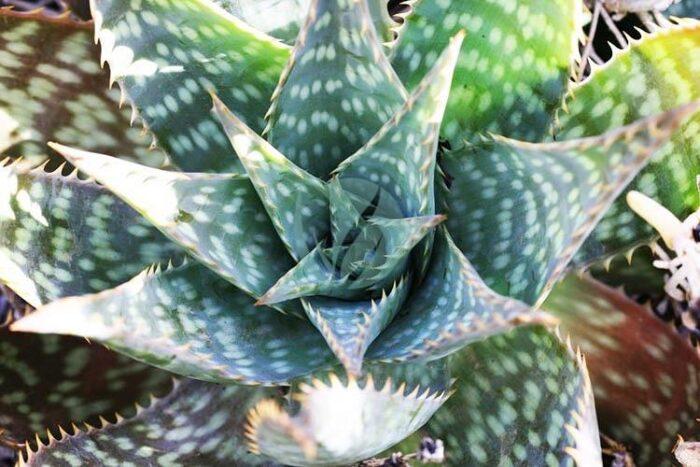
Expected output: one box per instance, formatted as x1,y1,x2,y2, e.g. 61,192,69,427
0,330,172,448
258,215,443,304
213,95,328,260
587,245,666,297
246,371,450,465
0,159,180,307
442,104,699,305
218,0,310,43
91,0,290,172
425,327,601,466
557,21,700,266
0,9,166,169
221,0,397,45
369,228,549,363
12,260,334,385
49,143,295,305
335,31,462,218
391,0,580,144
21,379,275,466
327,176,362,245
302,276,409,376
544,274,700,465
667,0,700,17
264,0,407,179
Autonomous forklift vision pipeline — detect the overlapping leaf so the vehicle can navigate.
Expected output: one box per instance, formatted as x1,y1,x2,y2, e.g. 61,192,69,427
264,0,407,179
424,327,601,466
544,274,700,465
557,21,700,265
0,330,172,447
369,228,550,362
213,95,328,261
219,0,309,43
0,159,180,307
391,0,580,143
21,379,275,466
335,31,462,218
91,0,290,172
247,368,450,465
0,9,165,169
12,261,334,385
221,0,398,46
302,276,409,376
442,103,699,305
258,215,442,304
48,143,295,305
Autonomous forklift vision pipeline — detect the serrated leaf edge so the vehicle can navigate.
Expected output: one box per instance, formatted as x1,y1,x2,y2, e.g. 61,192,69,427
16,378,180,466
244,372,452,461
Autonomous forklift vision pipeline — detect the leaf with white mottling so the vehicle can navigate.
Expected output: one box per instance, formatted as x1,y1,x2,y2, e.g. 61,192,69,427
424,327,602,466
369,228,548,363
265,0,407,179
48,143,295,306
91,0,290,172
335,31,463,218
0,159,180,307
302,276,409,376
0,330,172,449
258,215,443,304
391,0,580,144
213,95,328,260
442,103,699,305
0,9,166,169
220,0,398,46
544,274,700,465
327,176,362,245
11,261,334,385
22,379,275,466
558,21,700,266
246,370,450,465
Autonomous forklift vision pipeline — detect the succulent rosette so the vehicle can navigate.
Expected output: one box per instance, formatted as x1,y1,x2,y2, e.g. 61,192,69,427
0,0,699,465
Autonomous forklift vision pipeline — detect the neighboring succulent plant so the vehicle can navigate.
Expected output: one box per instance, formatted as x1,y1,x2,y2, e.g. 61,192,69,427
0,0,700,466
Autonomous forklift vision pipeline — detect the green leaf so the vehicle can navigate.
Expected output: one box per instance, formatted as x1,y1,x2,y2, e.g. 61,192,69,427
302,276,410,376
48,143,295,305
391,0,581,143
544,275,700,465
335,31,463,218
442,103,700,305
264,0,407,179
218,0,309,43
258,215,443,304
556,21,700,266
219,0,398,46
21,379,275,466
0,9,166,169
246,370,450,465
327,176,362,245
0,330,172,448
91,0,290,172
0,159,180,307
11,260,334,385
368,228,548,363
586,244,666,297
425,327,602,466
213,95,328,261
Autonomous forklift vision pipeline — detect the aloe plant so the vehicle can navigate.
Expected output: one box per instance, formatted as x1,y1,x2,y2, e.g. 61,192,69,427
1,0,700,465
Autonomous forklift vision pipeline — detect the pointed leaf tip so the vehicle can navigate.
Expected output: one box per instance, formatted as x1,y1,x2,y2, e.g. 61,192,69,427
44,143,296,303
